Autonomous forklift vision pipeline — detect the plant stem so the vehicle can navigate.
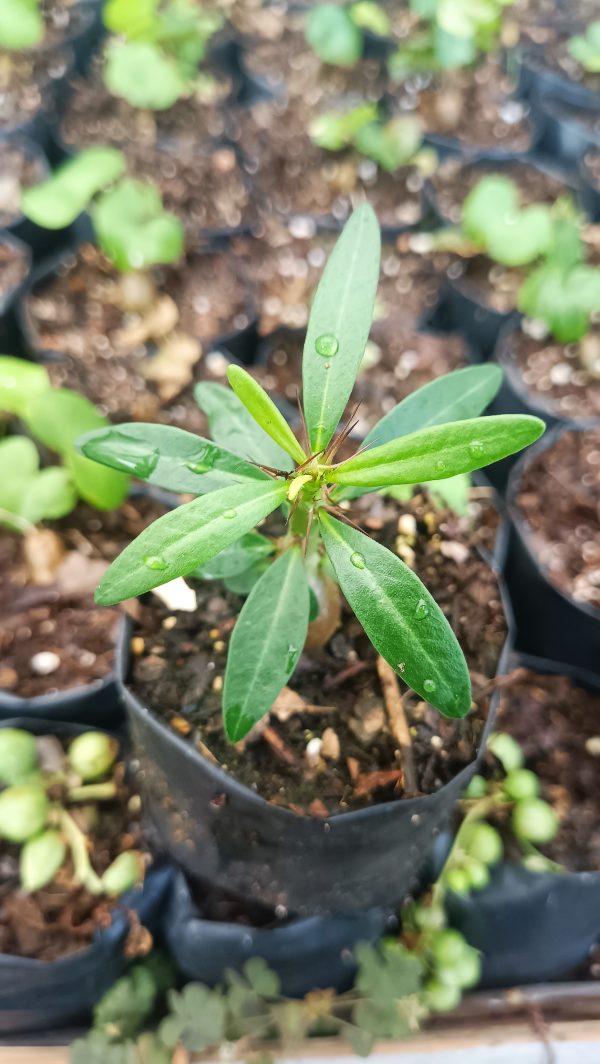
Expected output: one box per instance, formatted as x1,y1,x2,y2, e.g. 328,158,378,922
376,656,418,797
59,808,103,894
68,782,117,803
0,507,34,534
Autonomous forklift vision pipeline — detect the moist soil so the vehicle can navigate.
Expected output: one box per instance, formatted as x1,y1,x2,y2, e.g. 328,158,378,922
24,243,251,427
129,489,505,815
450,255,524,315
229,99,423,230
255,328,467,437
0,496,165,700
0,141,46,228
430,159,569,226
499,324,600,422
0,750,150,960
396,59,532,153
515,426,600,611
495,669,600,871
0,48,71,136
0,240,29,303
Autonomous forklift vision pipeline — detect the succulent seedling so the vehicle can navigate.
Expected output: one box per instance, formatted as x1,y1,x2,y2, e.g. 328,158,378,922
0,358,128,532
310,106,435,174
305,2,391,67
568,22,600,74
78,206,543,742
102,0,224,110
0,728,144,896
388,0,516,78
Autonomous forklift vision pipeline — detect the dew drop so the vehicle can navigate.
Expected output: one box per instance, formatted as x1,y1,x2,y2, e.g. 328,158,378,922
186,459,211,474
350,551,366,569
315,333,339,358
415,598,429,619
222,509,237,519
469,439,484,458
143,554,168,570
435,459,446,472
423,679,436,694
83,430,159,478
286,644,299,671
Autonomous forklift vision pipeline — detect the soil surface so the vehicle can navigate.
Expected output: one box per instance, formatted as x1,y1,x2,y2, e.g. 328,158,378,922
496,669,600,871
0,496,165,699
0,141,46,227
499,324,600,422
24,243,250,427
36,0,93,51
0,48,71,136
449,255,524,315
515,426,600,611
129,489,505,815
0,749,150,960
430,159,569,226
0,239,29,302
229,98,423,230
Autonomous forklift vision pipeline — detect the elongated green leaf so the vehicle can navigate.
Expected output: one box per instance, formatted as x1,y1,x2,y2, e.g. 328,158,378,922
319,513,471,716
21,148,126,229
226,366,306,464
223,548,310,741
0,357,49,419
302,204,381,453
194,532,274,579
194,382,293,471
77,423,269,494
328,414,545,488
95,480,287,604
25,390,129,510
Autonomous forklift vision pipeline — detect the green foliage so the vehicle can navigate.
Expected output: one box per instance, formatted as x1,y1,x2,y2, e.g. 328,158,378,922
310,105,425,173
305,4,363,66
568,21,600,73
103,0,223,109
81,207,544,742
92,179,184,273
21,149,127,230
388,0,515,75
0,437,76,530
0,0,43,49
462,175,553,267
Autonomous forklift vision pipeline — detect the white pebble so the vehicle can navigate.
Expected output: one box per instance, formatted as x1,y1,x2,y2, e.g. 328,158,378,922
30,651,61,676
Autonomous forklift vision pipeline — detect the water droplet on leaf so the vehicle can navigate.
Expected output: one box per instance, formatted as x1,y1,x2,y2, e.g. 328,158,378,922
469,439,484,458
350,551,366,569
222,509,237,519
84,430,159,478
435,459,446,472
315,334,339,358
423,679,436,694
415,598,429,619
286,645,299,671
143,554,168,570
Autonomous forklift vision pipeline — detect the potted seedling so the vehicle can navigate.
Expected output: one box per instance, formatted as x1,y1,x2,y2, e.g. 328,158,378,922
517,20,600,112
77,206,542,914
305,2,393,68
19,148,233,425
386,0,533,156
0,720,171,1033
0,356,136,720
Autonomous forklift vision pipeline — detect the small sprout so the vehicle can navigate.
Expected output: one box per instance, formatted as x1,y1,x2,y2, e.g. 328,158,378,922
305,4,363,67
503,768,539,801
21,148,126,230
443,867,470,895
0,785,49,843
461,857,490,892
68,733,119,782
310,106,425,174
512,798,558,845
101,851,145,896
464,773,486,799
0,729,38,786
387,0,514,77
424,978,461,1013
430,928,471,968
487,731,524,774
20,829,67,893
460,822,503,866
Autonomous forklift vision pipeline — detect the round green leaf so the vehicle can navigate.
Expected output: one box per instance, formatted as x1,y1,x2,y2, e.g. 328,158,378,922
305,4,363,66
0,356,49,419
92,178,184,272
0,0,44,49
21,148,126,229
104,40,188,110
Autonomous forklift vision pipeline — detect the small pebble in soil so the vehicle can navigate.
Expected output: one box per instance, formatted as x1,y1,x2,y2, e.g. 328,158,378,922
30,651,60,676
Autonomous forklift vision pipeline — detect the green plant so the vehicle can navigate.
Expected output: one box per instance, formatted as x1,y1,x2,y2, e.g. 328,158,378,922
310,106,435,174
0,0,43,50
103,0,223,109
0,358,128,530
305,2,391,67
568,22,600,74
388,0,516,77
0,728,144,895
78,206,543,743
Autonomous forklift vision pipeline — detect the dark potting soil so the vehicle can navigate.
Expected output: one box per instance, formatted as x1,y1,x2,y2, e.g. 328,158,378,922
34,0,91,51
0,239,29,301
500,324,600,422
0,48,71,135
25,243,250,426
449,255,523,315
129,490,505,815
0,142,46,228
496,670,600,871
430,159,568,227
0,752,150,960
256,328,467,437
584,150,600,192
400,59,532,152
0,496,165,699
515,426,600,612
230,99,423,230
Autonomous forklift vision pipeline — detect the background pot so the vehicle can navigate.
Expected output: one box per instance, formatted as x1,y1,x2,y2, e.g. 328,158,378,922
0,136,71,258
440,272,519,361
535,97,600,167
0,716,172,1034
504,424,600,675
0,669,124,729
165,870,389,996
0,232,32,357
515,48,600,113
579,156,600,223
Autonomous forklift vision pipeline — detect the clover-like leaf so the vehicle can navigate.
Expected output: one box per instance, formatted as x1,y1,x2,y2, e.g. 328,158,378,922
0,356,49,420
305,4,362,66
21,148,126,229
104,40,188,110
92,178,184,272
160,985,226,1052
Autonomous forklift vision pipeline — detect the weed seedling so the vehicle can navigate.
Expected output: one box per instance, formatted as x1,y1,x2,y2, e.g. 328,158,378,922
388,0,516,78
79,206,543,742
310,105,436,175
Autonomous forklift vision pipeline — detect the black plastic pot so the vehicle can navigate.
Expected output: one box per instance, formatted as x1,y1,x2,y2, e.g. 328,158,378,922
0,716,173,1034
515,47,600,113
440,265,519,361
447,653,600,987
165,871,389,996
504,424,600,675
0,232,32,357
0,669,124,730
0,137,76,258
535,97,600,167
422,107,542,164
579,155,600,223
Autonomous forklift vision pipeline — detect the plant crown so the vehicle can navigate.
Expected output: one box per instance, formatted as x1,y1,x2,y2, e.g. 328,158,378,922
0,357,128,530
388,0,516,78
78,206,543,743
103,0,224,109
21,148,184,273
